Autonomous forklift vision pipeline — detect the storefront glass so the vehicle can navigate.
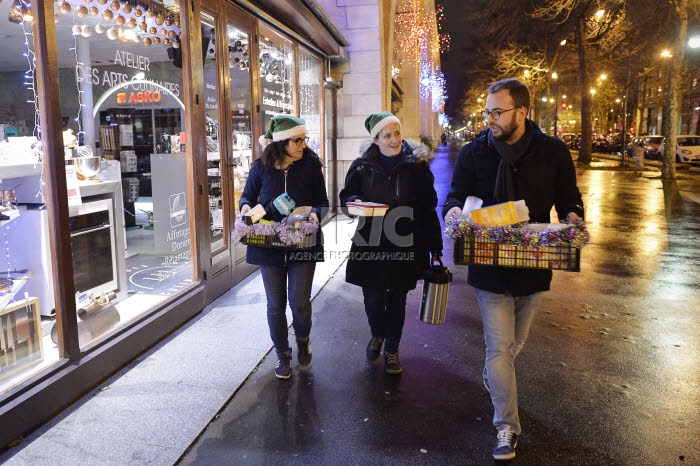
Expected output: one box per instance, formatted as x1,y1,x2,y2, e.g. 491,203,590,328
228,24,252,219
258,23,294,133
201,14,223,249
0,3,61,395
298,48,322,158
51,0,190,350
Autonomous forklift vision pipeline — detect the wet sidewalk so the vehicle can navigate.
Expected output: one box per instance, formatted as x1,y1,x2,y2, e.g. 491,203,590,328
0,216,356,465
178,147,700,465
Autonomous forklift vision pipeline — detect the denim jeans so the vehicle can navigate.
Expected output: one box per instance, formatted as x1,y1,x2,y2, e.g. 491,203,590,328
259,262,316,355
474,288,544,435
362,288,408,354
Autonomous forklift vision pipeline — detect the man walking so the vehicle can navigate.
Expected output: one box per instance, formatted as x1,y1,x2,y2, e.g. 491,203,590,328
443,78,584,461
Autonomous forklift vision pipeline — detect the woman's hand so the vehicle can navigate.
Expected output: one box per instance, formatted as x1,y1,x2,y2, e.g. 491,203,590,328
240,204,251,216
309,212,320,225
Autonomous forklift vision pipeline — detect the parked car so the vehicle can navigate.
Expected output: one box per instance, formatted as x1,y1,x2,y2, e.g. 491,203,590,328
626,136,663,159
658,135,700,164
560,133,580,149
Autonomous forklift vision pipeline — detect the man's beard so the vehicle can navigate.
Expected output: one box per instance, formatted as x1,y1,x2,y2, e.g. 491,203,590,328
490,116,518,141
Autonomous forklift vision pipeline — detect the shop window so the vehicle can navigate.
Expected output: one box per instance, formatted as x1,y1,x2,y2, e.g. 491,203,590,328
258,23,294,138
0,2,61,395
227,24,252,221
51,0,191,350
298,48,322,160
201,14,223,248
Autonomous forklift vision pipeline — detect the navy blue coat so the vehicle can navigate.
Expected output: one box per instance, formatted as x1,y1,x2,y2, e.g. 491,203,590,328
239,151,329,266
339,140,443,290
442,125,584,296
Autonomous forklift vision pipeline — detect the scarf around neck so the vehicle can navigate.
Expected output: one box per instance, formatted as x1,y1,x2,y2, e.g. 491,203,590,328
489,119,534,203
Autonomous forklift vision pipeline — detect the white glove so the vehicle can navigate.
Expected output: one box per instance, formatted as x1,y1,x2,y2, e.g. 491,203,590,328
444,206,462,223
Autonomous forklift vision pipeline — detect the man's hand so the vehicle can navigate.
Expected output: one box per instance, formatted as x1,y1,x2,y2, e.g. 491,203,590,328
566,212,581,223
444,207,462,223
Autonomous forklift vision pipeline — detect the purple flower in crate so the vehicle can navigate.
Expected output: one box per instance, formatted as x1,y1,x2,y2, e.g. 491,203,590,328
297,221,319,236
491,226,507,243
232,219,253,242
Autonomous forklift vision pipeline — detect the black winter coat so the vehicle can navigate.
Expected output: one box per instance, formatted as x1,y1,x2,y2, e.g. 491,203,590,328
239,151,329,266
442,125,584,296
340,140,443,290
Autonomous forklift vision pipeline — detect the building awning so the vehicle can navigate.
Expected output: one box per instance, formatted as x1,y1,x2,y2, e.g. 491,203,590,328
245,0,349,58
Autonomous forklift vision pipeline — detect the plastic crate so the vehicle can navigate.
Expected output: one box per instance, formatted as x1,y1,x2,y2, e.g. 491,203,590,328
241,233,316,250
453,235,580,271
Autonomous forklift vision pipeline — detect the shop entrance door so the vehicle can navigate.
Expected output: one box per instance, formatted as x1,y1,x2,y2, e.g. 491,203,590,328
201,3,258,303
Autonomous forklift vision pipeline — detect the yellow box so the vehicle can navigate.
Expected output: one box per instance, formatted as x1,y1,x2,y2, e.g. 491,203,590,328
470,200,529,227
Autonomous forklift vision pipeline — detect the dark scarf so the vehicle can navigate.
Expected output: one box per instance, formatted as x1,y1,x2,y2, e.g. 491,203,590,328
489,119,534,203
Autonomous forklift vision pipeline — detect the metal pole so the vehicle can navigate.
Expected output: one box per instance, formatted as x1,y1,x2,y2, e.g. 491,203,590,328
621,59,631,165
553,78,559,137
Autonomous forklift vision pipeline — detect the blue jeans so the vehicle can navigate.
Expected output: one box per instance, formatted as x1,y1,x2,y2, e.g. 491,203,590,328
474,288,544,435
362,288,408,354
259,262,316,355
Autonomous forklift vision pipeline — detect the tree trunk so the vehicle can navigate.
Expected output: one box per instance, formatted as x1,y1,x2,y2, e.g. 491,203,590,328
576,17,592,164
661,0,687,180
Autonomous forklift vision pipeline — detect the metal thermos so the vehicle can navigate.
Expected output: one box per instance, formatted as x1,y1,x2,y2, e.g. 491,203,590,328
419,257,452,325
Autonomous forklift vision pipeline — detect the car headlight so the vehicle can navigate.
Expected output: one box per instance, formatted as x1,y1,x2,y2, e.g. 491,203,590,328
682,149,692,155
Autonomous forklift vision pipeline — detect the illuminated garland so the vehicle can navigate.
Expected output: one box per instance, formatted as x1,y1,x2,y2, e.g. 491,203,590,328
444,216,590,248
419,54,431,100
20,15,47,205
435,4,450,52
394,0,448,64
430,66,446,111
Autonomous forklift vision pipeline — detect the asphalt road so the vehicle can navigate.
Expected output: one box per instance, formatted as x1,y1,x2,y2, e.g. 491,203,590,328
178,144,700,465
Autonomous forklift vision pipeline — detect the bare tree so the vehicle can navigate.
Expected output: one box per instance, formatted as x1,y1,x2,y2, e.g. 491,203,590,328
531,1,629,164
660,0,688,182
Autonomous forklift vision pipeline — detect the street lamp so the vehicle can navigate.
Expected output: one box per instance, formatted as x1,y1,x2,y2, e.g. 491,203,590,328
552,72,559,137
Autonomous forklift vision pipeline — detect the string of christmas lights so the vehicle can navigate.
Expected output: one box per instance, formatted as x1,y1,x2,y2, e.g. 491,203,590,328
20,17,46,206
70,9,86,147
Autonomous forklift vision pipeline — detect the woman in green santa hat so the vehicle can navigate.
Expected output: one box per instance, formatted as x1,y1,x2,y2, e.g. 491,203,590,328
239,115,329,380
340,111,443,374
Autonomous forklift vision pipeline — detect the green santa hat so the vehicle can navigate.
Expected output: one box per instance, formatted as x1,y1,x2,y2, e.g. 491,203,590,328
259,115,307,147
365,111,401,139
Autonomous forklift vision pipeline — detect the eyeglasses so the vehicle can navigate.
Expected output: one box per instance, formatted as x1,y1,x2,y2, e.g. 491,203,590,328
481,107,520,120
291,137,309,146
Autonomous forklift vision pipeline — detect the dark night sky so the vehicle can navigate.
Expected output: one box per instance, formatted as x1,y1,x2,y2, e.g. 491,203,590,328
438,0,488,121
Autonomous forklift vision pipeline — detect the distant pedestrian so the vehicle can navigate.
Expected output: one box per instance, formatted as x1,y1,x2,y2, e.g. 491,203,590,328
443,79,584,461
340,112,443,374
239,115,329,380
633,140,645,174
441,132,447,145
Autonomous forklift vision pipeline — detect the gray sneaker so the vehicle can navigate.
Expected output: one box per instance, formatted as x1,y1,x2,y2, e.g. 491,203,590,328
275,351,292,380
493,426,518,460
296,338,312,369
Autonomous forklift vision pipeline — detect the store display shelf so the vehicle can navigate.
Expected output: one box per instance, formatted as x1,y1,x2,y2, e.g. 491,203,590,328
0,208,21,228
0,273,31,313
0,162,43,179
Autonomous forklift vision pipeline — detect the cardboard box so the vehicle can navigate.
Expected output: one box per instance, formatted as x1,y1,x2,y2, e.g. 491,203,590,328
470,200,529,227
346,201,389,217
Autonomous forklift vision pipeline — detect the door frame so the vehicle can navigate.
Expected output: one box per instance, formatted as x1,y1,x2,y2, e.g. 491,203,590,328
202,0,258,303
